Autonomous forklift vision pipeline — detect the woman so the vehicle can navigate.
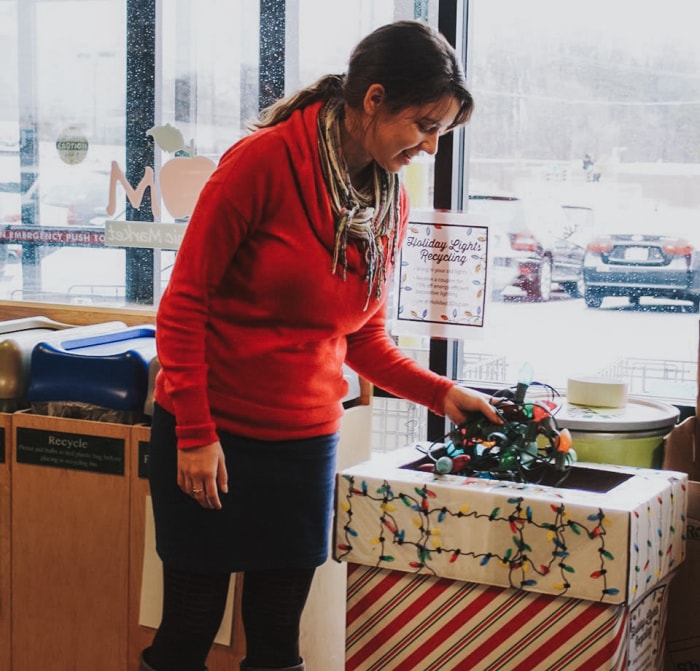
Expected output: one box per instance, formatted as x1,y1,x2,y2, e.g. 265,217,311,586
144,19,500,671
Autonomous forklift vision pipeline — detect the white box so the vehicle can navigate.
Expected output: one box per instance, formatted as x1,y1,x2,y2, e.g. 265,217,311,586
334,446,687,605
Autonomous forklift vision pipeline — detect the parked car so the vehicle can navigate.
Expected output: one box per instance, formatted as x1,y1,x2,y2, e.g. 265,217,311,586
39,170,109,227
468,195,590,301
582,216,700,311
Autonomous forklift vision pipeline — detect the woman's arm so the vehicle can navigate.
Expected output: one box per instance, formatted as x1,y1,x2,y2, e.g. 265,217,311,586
345,302,500,426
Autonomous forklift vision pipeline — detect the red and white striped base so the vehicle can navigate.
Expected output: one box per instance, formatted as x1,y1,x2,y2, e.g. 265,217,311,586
345,563,664,671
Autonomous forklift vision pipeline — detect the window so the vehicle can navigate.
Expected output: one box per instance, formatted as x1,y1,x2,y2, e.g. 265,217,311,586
0,0,695,417
0,0,432,307
0,0,127,303
462,0,698,405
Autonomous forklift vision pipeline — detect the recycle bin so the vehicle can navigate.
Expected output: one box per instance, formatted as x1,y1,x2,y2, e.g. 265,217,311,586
0,317,127,412
26,324,156,423
554,395,679,468
334,445,686,670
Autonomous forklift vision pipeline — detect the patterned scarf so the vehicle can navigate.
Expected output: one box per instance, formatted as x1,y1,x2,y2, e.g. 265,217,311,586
317,99,400,309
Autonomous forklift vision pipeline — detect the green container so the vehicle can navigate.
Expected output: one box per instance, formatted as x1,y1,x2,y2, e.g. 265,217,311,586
554,396,680,469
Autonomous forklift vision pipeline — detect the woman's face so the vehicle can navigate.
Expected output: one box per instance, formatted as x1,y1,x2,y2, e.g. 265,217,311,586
364,92,462,174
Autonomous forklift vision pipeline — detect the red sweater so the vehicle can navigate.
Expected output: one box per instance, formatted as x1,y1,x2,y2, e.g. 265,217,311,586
154,101,455,448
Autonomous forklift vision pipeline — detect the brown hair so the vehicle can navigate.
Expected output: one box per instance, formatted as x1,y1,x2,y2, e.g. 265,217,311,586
253,20,473,129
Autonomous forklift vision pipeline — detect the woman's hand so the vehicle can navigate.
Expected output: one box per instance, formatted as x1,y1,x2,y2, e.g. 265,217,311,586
177,441,229,509
443,385,502,427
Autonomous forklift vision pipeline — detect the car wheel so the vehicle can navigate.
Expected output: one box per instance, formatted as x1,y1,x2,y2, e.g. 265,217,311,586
584,287,603,308
530,256,552,302
561,279,584,299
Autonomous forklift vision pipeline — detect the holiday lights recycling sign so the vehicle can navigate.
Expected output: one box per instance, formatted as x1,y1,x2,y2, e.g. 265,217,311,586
394,210,488,337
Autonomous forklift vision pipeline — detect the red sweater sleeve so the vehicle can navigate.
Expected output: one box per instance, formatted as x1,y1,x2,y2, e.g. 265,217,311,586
345,189,456,416
344,300,456,417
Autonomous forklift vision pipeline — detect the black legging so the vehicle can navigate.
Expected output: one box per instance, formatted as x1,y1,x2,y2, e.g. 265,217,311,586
146,564,315,671
241,567,315,667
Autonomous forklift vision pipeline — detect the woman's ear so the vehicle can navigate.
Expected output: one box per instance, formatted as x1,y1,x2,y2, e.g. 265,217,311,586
363,84,386,116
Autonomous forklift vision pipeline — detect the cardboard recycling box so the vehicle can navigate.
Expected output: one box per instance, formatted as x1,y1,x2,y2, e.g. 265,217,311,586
344,563,672,671
662,327,700,670
11,411,133,671
0,412,11,671
335,446,688,670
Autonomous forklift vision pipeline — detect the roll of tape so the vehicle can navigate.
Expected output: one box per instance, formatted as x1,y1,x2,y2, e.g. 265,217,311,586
567,376,629,408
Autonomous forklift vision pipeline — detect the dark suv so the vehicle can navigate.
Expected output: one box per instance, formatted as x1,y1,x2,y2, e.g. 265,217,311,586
582,216,700,311
468,195,592,302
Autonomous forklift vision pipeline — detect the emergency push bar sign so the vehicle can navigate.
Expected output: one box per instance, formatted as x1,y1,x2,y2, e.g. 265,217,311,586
392,209,489,338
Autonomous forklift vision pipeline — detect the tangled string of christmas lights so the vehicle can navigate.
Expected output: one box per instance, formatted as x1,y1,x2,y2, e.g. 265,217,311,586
336,479,619,598
418,381,575,485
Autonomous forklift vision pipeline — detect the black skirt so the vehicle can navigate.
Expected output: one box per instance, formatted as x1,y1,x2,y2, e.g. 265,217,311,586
148,403,339,574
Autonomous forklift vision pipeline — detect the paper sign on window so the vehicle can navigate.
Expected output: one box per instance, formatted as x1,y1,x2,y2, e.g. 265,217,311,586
393,210,488,339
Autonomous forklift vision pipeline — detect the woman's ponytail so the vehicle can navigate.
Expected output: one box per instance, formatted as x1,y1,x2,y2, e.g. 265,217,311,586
252,74,345,129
